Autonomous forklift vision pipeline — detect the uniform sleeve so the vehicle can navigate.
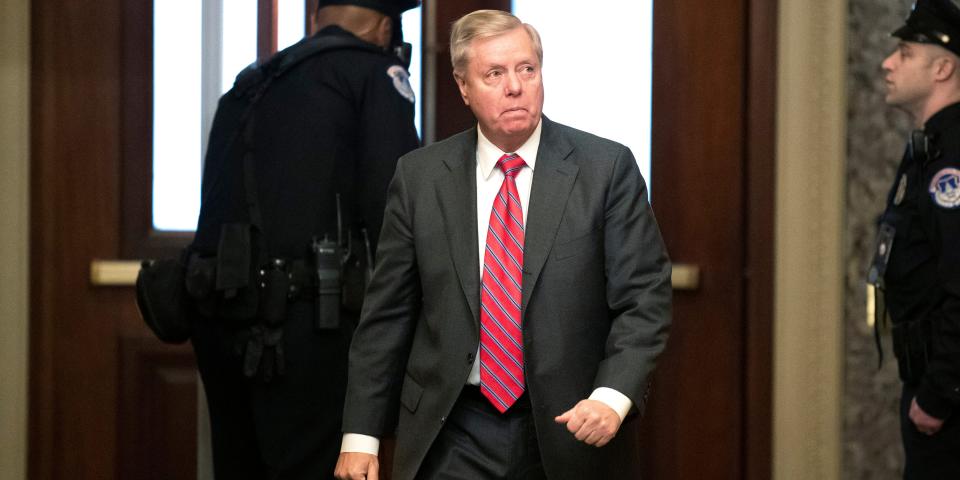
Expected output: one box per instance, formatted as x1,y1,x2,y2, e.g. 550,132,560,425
356,60,420,251
916,165,960,419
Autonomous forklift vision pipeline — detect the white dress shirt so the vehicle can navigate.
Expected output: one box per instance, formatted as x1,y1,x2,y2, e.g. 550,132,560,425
341,120,632,456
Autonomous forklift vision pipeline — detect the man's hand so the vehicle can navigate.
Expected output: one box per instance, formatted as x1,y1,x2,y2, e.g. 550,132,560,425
334,452,379,480
909,397,945,436
554,399,622,447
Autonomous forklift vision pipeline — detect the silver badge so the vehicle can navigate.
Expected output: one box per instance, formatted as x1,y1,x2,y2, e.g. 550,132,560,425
894,174,908,205
386,65,415,104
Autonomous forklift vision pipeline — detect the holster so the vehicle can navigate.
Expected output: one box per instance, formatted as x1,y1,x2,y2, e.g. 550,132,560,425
892,316,934,383
313,237,342,330
186,223,260,324
135,248,194,344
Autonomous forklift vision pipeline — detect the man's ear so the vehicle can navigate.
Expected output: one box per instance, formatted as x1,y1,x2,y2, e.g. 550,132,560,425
454,73,470,106
376,15,392,49
934,54,959,82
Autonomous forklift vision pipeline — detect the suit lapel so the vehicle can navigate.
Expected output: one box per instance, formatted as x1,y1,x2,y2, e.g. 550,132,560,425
522,118,578,314
435,129,481,326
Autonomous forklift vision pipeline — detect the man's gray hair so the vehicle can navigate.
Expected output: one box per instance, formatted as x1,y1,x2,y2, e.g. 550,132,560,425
449,10,543,77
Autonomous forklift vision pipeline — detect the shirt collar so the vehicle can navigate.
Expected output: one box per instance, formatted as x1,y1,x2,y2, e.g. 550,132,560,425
924,101,960,135
477,119,542,180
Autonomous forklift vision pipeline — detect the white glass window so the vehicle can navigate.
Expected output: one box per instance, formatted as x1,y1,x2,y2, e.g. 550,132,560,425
402,7,423,137
153,0,203,231
511,1,653,188
152,3,423,231
221,1,258,93
278,0,307,51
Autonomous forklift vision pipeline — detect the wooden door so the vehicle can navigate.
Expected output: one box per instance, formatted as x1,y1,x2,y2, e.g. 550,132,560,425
29,0,774,479
639,0,775,478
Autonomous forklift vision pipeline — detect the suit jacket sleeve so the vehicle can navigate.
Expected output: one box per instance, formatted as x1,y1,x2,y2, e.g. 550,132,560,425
593,145,672,415
342,157,422,436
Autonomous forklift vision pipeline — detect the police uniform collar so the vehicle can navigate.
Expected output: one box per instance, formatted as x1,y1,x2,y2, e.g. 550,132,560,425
315,25,361,41
924,101,960,134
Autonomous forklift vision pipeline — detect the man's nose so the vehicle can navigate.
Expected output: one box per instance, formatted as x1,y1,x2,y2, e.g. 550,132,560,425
881,53,895,72
505,71,522,96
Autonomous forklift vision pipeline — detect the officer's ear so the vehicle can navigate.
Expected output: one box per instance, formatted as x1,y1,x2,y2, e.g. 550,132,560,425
375,15,392,50
933,51,960,82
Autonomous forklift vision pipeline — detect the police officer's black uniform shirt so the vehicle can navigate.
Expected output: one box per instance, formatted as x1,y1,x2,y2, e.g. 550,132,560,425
881,101,960,419
194,25,420,259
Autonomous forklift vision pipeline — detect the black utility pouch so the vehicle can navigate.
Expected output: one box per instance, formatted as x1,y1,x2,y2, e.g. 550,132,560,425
135,250,193,344
214,223,259,323
312,237,341,330
258,258,289,327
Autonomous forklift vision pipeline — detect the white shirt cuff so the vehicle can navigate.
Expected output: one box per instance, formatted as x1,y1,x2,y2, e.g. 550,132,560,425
340,433,380,455
589,387,633,422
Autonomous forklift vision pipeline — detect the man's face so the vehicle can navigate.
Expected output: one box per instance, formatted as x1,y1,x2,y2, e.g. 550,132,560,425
456,26,544,151
882,41,938,111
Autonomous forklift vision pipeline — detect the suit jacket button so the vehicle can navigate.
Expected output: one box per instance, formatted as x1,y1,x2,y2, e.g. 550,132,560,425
440,416,446,425
466,352,475,364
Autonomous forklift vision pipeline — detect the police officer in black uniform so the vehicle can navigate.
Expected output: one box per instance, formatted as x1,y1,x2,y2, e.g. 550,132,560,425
188,0,420,478
873,1,960,477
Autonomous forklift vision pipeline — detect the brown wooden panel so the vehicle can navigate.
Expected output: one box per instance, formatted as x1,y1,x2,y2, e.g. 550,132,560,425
29,0,200,478
118,337,197,480
259,0,280,62
430,0,511,142
744,0,777,478
643,0,749,477
30,0,126,478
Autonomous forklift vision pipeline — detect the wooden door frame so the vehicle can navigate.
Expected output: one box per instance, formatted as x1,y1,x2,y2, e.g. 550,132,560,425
744,1,776,478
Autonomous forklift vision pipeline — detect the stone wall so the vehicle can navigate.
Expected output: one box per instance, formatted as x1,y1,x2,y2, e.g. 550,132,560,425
844,1,914,478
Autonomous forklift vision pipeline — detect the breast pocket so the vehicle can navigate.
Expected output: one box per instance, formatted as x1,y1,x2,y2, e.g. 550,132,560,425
553,226,603,261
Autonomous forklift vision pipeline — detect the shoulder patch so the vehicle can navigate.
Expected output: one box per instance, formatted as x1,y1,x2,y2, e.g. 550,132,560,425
387,65,415,104
929,167,960,208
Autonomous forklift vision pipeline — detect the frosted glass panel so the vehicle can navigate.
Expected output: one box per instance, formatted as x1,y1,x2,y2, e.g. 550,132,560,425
153,0,203,231
511,1,653,188
222,0,258,93
402,7,422,138
278,0,307,51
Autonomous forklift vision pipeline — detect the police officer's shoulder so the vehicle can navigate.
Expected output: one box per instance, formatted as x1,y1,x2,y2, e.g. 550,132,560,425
303,27,413,97
925,103,960,210
928,103,960,162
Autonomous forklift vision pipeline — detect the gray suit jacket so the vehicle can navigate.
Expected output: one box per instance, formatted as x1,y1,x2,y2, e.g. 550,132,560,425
343,117,672,480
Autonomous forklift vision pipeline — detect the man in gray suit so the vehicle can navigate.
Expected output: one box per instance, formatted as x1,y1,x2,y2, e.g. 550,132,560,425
335,9,671,480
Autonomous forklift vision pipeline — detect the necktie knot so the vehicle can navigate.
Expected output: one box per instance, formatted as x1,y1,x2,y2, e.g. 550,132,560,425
497,154,526,178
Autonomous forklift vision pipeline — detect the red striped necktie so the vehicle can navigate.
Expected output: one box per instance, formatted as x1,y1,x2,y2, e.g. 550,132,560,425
479,153,527,413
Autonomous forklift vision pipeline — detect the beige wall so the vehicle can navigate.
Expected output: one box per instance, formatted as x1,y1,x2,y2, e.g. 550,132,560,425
774,0,846,478
0,0,30,478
